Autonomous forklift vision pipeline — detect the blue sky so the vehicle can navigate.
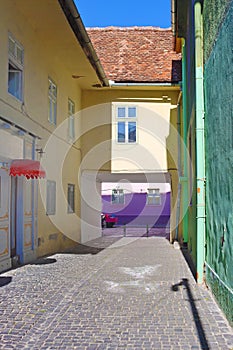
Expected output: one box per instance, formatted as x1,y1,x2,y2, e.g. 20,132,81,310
74,0,171,28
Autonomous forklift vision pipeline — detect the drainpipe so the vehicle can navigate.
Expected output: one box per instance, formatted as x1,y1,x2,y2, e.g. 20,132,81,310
180,39,189,244
194,1,206,284
171,0,177,49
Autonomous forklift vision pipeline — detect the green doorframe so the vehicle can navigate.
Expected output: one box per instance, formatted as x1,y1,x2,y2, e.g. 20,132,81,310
194,1,206,284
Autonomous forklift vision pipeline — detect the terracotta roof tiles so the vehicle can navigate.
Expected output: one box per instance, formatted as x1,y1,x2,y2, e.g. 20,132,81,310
87,27,182,83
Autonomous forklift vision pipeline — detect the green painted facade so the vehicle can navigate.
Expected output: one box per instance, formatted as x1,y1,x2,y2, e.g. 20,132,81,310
203,0,231,62
178,0,200,275
204,1,233,326
174,0,233,324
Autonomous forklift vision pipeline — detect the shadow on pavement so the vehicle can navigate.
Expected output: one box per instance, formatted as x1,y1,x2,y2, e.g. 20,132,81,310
30,257,57,265
0,276,12,287
180,245,197,281
171,278,210,350
61,237,122,255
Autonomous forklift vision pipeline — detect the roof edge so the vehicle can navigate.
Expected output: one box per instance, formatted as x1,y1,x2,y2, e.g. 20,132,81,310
110,81,181,87
58,0,109,87
87,26,172,31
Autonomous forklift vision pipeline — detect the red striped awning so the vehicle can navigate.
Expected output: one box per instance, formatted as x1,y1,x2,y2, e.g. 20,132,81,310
9,159,46,179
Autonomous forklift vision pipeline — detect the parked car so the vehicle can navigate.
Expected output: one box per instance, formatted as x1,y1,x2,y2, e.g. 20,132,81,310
101,213,118,228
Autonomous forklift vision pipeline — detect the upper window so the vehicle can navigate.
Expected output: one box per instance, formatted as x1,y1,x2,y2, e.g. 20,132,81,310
68,99,75,142
8,34,24,101
117,106,137,143
112,189,124,204
147,188,161,205
48,78,57,125
67,183,75,213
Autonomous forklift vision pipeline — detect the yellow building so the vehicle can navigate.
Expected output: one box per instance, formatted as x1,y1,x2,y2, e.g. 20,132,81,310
80,27,182,242
0,0,107,272
0,0,182,273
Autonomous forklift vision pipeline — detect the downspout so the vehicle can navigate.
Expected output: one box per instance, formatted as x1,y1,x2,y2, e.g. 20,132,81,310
180,39,189,244
171,0,177,50
194,1,206,284
58,0,109,87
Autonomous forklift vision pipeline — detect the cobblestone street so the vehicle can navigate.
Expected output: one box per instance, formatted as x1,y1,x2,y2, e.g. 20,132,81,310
0,236,233,350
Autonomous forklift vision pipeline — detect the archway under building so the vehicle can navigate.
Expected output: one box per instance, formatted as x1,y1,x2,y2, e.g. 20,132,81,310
80,171,175,243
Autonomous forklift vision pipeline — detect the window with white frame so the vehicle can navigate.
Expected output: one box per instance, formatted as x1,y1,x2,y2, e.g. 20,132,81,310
67,183,75,213
112,189,124,204
8,34,24,101
46,180,56,215
68,99,75,141
117,106,137,143
147,188,161,205
48,78,57,125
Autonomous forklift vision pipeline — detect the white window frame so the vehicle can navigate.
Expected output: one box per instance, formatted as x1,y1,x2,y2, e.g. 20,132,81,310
46,180,56,215
147,188,161,205
8,33,24,101
67,183,75,213
111,188,125,204
48,78,57,125
68,99,75,142
116,106,137,144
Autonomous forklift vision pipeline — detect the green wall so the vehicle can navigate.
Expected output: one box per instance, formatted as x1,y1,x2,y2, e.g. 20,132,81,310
204,2,233,326
203,0,231,62
182,1,198,270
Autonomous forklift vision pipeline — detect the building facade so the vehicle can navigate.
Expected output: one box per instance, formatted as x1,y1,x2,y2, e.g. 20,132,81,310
0,0,106,271
173,0,233,325
203,0,233,326
0,1,182,276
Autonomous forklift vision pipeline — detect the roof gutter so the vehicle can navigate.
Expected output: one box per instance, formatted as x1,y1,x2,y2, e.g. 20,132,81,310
58,0,109,87
109,81,180,87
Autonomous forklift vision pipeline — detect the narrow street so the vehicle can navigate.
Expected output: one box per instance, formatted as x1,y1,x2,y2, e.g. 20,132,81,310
0,236,233,350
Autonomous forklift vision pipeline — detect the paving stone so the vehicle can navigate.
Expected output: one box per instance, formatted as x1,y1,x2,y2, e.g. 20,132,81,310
0,236,232,349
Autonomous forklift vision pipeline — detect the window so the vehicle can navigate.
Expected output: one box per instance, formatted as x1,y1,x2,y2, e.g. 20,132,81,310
117,106,137,143
46,180,56,215
8,34,24,101
68,99,75,141
67,184,75,213
147,188,161,205
112,189,124,204
48,78,57,125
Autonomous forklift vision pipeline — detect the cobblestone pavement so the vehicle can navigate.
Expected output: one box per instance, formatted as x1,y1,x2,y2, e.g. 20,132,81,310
0,236,233,350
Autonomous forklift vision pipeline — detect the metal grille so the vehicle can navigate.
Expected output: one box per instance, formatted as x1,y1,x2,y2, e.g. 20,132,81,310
205,263,233,327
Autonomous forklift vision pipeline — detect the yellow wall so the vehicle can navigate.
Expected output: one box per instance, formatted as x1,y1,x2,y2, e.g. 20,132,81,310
81,88,180,241
111,101,171,173
0,1,181,253
0,0,100,258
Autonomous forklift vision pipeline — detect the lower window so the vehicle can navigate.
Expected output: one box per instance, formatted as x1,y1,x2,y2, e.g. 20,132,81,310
117,122,136,143
147,188,161,205
68,184,75,213
46,180,56,215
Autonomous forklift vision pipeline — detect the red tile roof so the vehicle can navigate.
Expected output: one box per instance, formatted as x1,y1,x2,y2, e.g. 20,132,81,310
87,27,182,83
